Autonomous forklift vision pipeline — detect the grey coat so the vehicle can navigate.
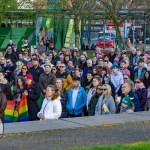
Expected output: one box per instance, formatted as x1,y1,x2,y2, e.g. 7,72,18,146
95,95,116,116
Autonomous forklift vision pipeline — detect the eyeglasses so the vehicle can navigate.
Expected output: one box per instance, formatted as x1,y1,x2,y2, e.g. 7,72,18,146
59,66,65,68
136,81,140,84
103,89,108,91
97,88,103,91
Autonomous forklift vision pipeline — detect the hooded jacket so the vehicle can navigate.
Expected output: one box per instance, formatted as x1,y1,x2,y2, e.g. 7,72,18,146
38,96,62,119
67,86,87,115
110,71,124,93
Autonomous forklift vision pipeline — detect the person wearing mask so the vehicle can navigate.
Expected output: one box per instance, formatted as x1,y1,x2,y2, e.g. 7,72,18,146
39,65,56,94
56,78,68,118
37,85,62,120
24,74,41,121
67,76,87,117
88,84,103,116
56,63,73,91
29,58,44,83
135,78,147,111
95,84,116,116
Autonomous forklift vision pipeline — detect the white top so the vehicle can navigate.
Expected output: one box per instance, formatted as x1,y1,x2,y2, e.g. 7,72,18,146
72,88,79,109
37,96,62,119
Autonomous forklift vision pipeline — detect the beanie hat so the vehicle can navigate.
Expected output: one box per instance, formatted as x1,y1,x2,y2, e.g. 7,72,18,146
122,95,131,107
16,61,24,66
25,74,33,80
111,64,119,69
124,69,131,76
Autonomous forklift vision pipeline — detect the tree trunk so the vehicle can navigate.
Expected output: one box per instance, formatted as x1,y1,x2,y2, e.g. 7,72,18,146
113,20,124,51
74,15,80,48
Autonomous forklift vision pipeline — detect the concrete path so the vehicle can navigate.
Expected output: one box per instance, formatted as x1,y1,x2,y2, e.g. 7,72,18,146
0,111,150,149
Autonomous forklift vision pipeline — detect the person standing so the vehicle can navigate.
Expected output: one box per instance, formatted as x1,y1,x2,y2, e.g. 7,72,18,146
39,65,56,94
29,58,44,83
24,74,41,121
0,90,7,123
37,85,62,120
67,77,87,117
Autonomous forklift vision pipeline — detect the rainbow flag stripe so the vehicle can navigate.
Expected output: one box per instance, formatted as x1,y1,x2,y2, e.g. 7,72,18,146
4,94,29,123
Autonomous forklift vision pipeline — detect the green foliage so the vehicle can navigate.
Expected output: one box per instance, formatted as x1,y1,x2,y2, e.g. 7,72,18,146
73,141,150,150
0,0,18,23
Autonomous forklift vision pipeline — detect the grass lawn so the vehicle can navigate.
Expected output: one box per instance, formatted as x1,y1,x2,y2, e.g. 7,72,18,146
73,141,150,150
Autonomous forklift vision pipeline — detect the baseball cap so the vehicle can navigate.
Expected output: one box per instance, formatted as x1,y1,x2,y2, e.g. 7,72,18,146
25,74,33,80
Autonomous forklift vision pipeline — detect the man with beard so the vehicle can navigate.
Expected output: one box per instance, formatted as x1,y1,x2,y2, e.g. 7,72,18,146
29,58,44,83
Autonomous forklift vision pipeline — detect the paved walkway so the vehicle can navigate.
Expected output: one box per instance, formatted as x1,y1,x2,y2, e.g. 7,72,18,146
0,111,150,149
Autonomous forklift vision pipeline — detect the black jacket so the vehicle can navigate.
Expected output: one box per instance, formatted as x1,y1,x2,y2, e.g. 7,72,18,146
60,89,68,118
29,66,44,83
4,52,18,64
25,83,41,121
109,53,116,63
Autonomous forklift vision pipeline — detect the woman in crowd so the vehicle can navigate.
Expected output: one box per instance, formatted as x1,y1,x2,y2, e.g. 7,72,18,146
135,78,147,111
37,85,62,120
92,66,100,77
51,66,57,76
14,76,26,101
88,83,103,116
18,65,29,77
55,78,68,118
24,74,41,121
87,76,101,108
103,75,115,98
0,71,12,100
95,84,116,115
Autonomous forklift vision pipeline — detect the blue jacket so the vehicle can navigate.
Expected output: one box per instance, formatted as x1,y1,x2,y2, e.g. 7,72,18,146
67,86,87,115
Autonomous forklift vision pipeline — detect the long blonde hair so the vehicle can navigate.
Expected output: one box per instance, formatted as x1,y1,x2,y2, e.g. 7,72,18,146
103,84,112,97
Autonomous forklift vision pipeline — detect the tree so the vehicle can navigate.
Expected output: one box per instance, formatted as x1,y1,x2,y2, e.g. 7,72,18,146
0,0,18,23
97,0,141,50
50,0,97,48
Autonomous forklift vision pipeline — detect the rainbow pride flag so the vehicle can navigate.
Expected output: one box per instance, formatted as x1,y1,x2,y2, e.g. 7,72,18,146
4,94,29,123
115,96,121,107
102,104,110,114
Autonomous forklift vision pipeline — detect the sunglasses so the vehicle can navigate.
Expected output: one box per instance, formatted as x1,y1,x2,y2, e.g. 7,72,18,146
59,66,65,68
136,81,140,84
97,88,103,91
103,89,108,91
6,61,10,63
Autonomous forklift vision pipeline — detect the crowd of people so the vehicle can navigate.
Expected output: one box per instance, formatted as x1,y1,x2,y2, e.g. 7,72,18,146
0,38,150,122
